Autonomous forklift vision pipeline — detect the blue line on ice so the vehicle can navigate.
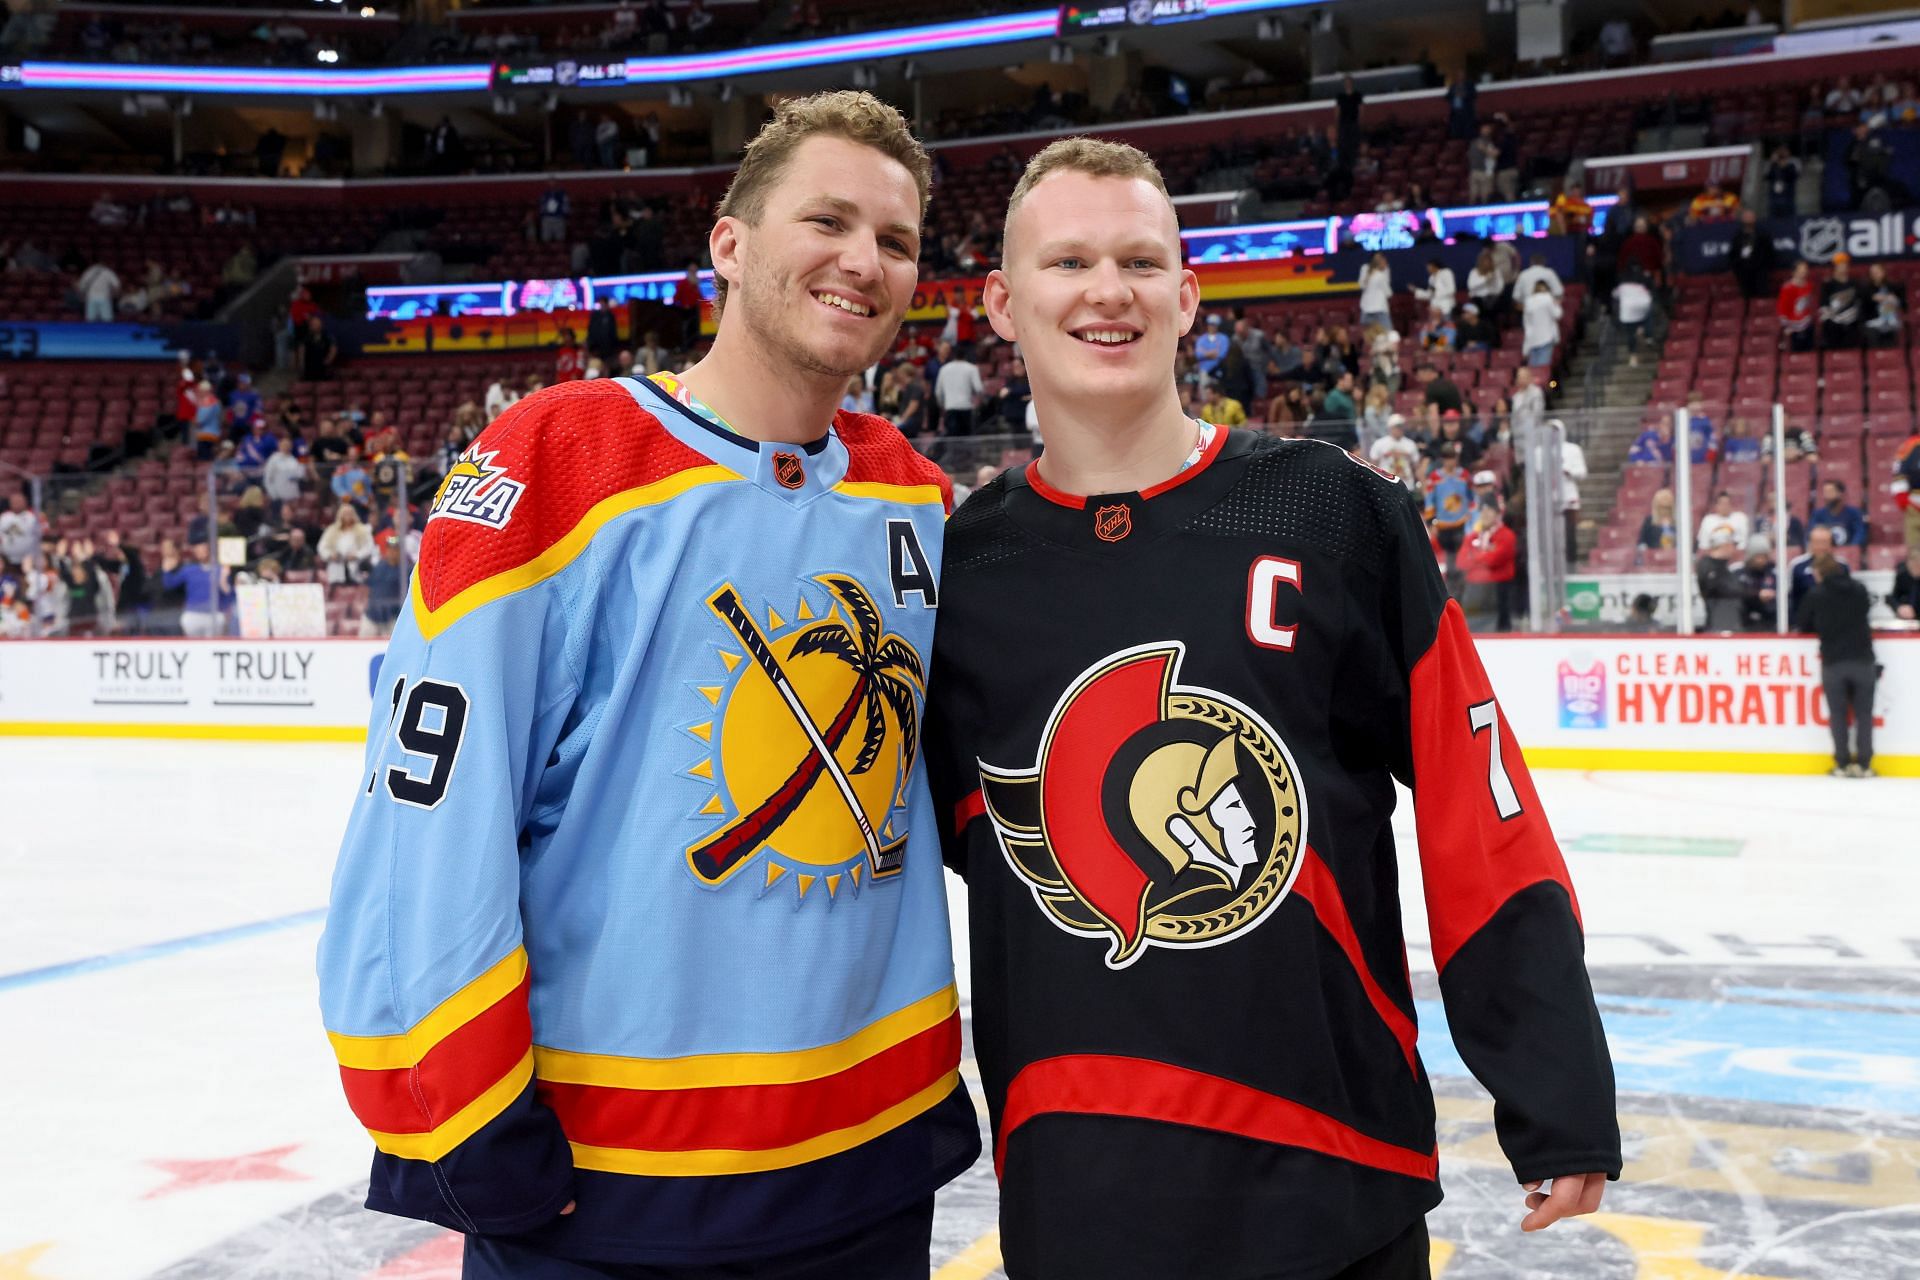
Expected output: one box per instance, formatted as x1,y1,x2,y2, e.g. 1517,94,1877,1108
0,908,326,993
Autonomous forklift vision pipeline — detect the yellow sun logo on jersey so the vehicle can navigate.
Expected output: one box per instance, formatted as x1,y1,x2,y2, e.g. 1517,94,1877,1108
680,573,925,904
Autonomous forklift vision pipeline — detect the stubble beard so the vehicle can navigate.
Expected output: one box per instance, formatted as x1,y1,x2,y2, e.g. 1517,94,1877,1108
737,259,884,383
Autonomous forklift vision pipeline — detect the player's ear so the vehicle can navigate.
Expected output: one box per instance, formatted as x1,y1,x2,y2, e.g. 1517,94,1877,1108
1176,267,1201,337
709,216,745,294
983,269,1018,343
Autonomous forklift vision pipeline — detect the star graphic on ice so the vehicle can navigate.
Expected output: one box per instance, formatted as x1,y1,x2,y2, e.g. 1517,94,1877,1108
0,1243,55,1280
143,1143,308,1199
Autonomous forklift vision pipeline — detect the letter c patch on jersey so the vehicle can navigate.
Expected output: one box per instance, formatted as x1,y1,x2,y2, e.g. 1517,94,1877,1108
976,642,1306,969
1247,556,1303,652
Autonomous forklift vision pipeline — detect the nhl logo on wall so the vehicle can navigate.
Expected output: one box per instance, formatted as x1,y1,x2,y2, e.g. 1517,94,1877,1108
977,642,1305,968
1093,502,1133,542
1798,218,1845,263
772,451,806,490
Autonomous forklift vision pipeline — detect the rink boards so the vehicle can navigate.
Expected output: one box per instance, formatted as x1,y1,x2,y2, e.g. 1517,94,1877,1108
0,633,1913,774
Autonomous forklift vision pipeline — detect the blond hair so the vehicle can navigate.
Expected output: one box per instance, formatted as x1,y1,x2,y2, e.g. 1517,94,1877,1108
1003,138,1175,259
712,90,931,318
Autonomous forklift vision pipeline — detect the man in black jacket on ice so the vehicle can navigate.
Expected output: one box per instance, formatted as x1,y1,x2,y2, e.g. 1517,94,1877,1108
1797,553,1879,777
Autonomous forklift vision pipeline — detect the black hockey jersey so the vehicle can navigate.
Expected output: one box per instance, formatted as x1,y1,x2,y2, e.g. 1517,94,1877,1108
925,428,1620,1280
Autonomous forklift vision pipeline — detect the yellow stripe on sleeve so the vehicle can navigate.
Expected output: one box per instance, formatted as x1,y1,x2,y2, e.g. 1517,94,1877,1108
328,947,528,1071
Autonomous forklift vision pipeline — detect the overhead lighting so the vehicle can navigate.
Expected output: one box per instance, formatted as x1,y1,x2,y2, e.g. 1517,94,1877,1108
360,5,377,14
316,48,340,63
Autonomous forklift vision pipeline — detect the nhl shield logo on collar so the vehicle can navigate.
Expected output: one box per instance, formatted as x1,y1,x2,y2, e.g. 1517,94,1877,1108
1093,503,1132,542
773,451,807,490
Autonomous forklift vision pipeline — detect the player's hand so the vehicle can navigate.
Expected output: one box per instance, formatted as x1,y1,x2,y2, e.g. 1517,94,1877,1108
1521,1172,1607,1232
559,1200,576,1216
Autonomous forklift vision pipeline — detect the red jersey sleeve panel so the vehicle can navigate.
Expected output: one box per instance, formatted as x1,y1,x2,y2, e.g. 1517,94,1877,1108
1407,599,1578,974
412,380,728,641
836,411,954,515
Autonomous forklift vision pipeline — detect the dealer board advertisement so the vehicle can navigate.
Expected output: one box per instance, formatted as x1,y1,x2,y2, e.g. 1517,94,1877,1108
0,640,384,739
1477,634,1916,773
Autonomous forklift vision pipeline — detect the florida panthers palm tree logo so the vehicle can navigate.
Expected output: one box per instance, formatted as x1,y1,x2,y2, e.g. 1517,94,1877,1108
682,573,926,901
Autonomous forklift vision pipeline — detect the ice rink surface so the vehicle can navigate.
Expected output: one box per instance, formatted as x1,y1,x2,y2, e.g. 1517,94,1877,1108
2,739,1916,1279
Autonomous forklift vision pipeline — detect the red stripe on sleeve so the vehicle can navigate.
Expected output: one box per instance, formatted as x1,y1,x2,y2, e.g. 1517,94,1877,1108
338,972,533,1135
1408,600,1578,973
1291,847,1419,1075
953,788,985,836
994,1054,1437,1183
538,1012,960,1153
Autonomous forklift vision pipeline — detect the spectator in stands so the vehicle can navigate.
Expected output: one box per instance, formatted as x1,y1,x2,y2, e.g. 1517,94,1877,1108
1365,324,1400,393
483,374,520,422
1215,343,1256,410
1425,445,1473,574
1638,488,1678,554
1788,525,1846,618
1550,416,1589,569
1522,279,1562,367
221,243,258,294
1721,416,1763,462
429,115,462,174
1810,479,1867,547
1445,72,1477,140
1458,497,1517,631
1698,491,1751,551
1765,145,1802,218
1369,414,1420,489
1509,367,1545,439
1845,122,1897,211
319,502,375,585
298,315,337,381
160,541,231,638
76,258,120,322
361,533,405,639
1456,301,1497,352
1821,254,1865,348
330,445,371,514
1413,258,1457,317
1549,183,1594,239
1467,124,1500,203
671,262,704,348
1729,210,1774,300
1233,316,1272,404
1686,181,1740,224
1696,529,1746,631
1418,306,1457,354
1428,409,1482,473
1888,545,1920,620
1322,371,1358,422
1357,253,1392,331
555,327,586,382
1358,384,1394,454
235,416,277,471
934,343,982,436
892,362,931,437
1866,263,1906,347
1739,539,1780,631
1683,392,1717,464
1512,252,1563,308
539,184,570,243
1265,383,1309,434
0,491,44,571
261,436,307,523
1193,314,1230,380
1200,382,1248,428
1466,250,1504,324
839,376,874,416
1628,418,1675,464
1416,362,1462,423
1825,76,1865,116
1798,553,1878,777
1778,260,1817,352
1612,267,1653,366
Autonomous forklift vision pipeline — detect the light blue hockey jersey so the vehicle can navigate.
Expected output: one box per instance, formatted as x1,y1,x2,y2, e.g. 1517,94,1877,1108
316,374,978,1263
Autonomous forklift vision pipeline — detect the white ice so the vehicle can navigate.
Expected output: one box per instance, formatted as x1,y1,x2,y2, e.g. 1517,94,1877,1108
1,741,1916,1278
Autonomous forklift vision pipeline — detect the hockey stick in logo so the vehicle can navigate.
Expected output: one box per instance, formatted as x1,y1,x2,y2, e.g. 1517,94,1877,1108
705,586,908,878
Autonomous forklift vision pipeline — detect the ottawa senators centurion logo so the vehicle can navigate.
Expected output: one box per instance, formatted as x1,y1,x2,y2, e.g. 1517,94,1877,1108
979,643,1304,968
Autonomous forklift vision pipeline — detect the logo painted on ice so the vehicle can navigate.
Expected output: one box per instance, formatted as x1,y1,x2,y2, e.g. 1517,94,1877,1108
1558,658,1607,729
429,448,526,531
